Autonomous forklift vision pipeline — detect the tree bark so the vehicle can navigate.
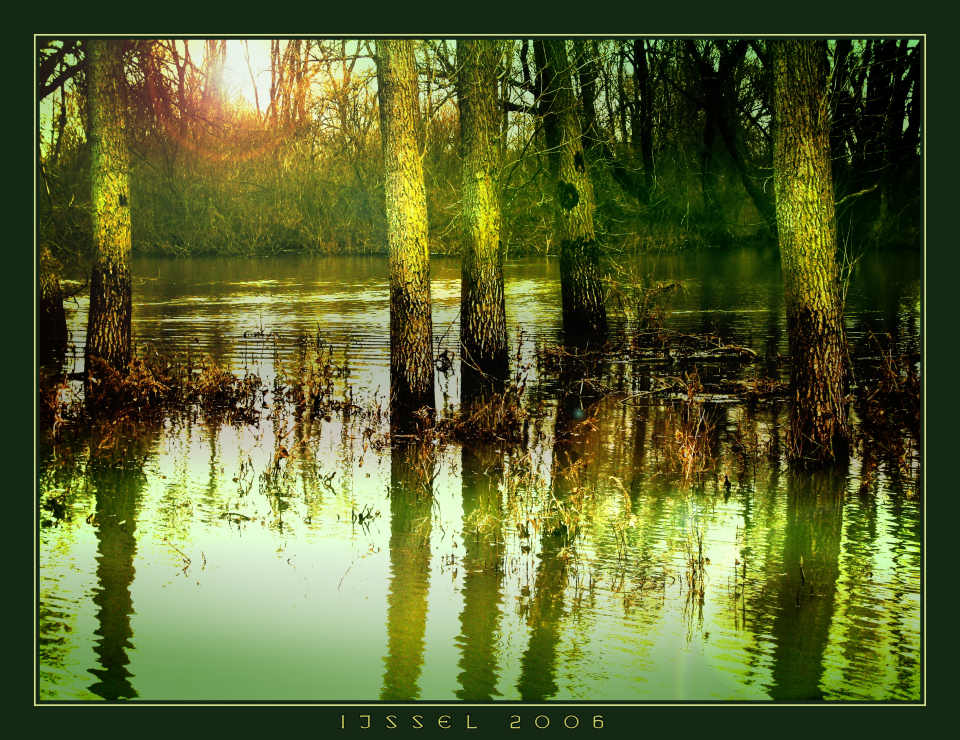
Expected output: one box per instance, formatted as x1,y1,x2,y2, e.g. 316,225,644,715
535,40,607,344
376,40,436,426
85,38,133,377
457,40,508,393
771,40,850,467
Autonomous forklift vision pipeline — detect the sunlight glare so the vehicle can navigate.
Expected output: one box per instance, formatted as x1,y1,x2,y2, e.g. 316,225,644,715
198,39,273,114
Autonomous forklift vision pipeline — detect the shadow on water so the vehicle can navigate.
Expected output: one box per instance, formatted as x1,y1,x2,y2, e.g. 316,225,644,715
767,469,844,701
380,440,435,701
514,499,566,700
455,442,506,701
516,349,602,701
85,428,159,700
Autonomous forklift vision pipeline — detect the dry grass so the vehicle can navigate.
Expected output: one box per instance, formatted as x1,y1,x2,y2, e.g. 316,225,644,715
853,332,921,492
40,350,265,440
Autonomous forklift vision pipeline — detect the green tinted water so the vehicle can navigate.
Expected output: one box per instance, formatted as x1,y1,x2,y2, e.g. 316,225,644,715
38,248,922,701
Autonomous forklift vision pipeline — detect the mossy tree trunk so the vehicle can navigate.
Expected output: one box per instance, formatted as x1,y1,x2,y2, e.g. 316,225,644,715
376,40,436,426
39,244,68,367
85,39,132,377
534,40,607,344
771,40,850,467
456,39,508,395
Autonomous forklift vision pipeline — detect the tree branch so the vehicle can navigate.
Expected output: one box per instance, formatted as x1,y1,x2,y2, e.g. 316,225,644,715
39,59,85,101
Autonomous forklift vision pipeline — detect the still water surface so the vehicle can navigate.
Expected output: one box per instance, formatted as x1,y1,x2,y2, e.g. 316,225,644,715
38,249,922,701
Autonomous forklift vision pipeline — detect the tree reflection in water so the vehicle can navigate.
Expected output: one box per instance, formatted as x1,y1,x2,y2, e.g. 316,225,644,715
380,439,435,701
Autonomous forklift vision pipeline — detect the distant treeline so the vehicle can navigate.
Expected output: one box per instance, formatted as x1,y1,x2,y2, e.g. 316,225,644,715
38,38,921,271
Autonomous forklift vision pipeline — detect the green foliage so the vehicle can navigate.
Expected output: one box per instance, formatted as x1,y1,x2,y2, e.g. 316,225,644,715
36,37,922,266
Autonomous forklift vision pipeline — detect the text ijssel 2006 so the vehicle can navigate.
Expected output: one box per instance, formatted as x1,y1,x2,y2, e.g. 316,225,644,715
339,712,606,730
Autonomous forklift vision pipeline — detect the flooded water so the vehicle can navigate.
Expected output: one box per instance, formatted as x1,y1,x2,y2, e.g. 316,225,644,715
38,248,922,702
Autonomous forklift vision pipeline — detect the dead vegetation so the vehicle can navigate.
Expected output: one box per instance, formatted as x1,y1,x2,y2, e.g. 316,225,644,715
40,312,919,499
607,262,684,331
852,332,922,492
436,380,532,444
40,349,265,439
665,370,721,484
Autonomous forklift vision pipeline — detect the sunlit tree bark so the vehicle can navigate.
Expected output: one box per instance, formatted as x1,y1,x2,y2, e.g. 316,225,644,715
456,39,508,393
535,39,607,343
376,40,435,426
85,38,133,376
771,40,850,466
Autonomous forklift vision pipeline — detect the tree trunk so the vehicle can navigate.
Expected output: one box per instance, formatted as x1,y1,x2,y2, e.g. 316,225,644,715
884,40,913,168
85,38,133,377
771,40,850,467
903,42,922,156
376,40,436,426
39,245,68,368
457,40,508,394
535,39,607,343
576,40,645,205
633,39,655,203
574,40,600,150
859,39,897,186
828,40,853,194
